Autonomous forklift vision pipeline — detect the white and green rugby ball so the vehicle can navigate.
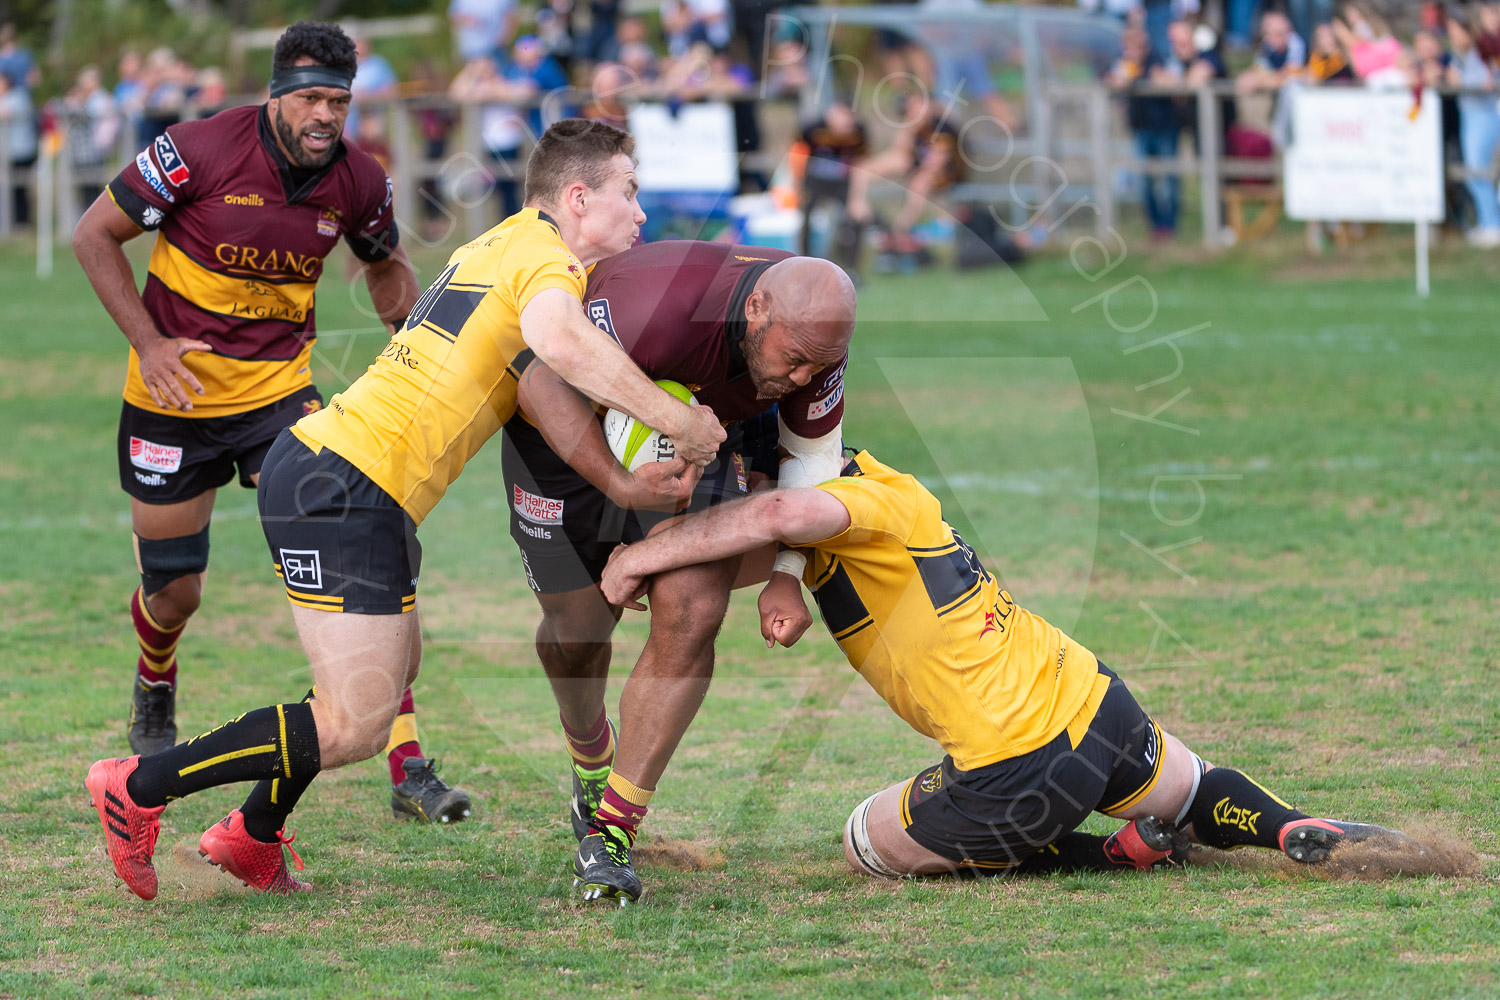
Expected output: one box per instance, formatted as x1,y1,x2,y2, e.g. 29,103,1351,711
603,380,697,472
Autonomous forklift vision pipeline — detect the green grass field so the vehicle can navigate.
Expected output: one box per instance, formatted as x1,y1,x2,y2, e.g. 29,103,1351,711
1,228,1497,999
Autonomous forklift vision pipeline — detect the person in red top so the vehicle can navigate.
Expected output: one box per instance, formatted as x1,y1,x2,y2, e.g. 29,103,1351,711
504,239,857,903
72,22,472,829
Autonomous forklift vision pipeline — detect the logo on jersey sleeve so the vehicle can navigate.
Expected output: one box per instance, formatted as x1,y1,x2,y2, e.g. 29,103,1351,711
134,152,175,203
128,437,182,473
363,177,394,232
586,299,618,342
141,206,164,228
279,549,324,589
807,380,843,421
153,134,189,186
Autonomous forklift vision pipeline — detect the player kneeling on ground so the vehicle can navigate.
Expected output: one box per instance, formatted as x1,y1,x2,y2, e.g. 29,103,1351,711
601,451,1416,877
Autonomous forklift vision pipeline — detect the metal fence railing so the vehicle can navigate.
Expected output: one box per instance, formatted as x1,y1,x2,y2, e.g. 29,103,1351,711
5,84,1496,255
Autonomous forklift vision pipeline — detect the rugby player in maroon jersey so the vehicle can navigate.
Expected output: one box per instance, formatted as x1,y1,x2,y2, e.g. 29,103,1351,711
73,22,471,869
503,239,858,903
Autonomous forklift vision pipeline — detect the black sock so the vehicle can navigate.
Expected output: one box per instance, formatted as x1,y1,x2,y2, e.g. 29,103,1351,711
240,772,318,842
238,689,317,842
1184,768,1309,850
125,701,321,808
1010,833,1116,874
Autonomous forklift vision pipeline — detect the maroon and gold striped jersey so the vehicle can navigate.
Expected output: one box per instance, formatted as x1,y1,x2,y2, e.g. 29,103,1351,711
107,104,397,418
580,241,847,439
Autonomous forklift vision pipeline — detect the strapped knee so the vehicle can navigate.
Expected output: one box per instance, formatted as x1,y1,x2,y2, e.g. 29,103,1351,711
844,793,904,879
138,525,210,596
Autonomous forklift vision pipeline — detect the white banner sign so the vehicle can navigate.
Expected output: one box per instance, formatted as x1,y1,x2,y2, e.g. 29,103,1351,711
628,103,738,193
1285,88,1443,223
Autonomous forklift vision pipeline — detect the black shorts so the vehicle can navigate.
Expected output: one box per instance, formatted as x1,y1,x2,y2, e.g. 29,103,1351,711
501,413,762,595
118,386,323,504
901,664,1165,869
256,429,420,615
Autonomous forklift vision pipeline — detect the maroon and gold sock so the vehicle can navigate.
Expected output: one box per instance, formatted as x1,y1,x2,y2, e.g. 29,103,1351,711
561,707,615,772
131,587,183,687
384,687,423,785
592,772,652,845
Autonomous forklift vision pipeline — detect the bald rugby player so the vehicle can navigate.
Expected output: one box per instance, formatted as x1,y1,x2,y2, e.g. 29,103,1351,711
505,242,857,903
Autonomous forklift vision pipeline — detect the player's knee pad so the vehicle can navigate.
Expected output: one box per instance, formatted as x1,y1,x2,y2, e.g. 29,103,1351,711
138,525,210,596
844,792,904,880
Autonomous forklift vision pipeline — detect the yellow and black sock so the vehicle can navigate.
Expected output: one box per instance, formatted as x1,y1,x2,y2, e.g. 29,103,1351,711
131,587,183,686
239,690,317,843
125,701,321,809
1184,768,1308,850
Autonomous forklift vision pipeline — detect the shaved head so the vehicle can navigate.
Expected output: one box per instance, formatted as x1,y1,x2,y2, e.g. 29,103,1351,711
742,256,858,399
756,257,858,348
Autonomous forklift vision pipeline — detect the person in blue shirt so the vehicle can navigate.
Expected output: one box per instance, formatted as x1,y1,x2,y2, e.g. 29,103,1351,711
0,23,38,91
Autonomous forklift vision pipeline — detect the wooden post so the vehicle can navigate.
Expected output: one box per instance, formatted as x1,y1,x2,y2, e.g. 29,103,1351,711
1088,85,1115,237
0,118,13,236
37,133,54,279
457,102,485,238
388,101,417,234
1196,85,1221,249
1031,84,1052,226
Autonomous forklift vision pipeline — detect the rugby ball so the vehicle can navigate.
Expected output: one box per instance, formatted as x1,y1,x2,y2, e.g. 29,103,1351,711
603,380,697,472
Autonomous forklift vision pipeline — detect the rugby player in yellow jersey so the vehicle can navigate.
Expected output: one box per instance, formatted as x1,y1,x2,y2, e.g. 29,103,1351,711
76,22,472,825
601,452,1411,879
84,118,728,901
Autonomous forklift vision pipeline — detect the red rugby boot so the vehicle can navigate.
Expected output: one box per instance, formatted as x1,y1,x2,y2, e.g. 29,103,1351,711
85,755,166,900
198,810,311,894
1278,817,1416,864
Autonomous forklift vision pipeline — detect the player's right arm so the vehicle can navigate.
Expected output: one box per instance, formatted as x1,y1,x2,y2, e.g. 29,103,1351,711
601,488,852,613
73,192,211,411
519,287,726,466
516,358,700,510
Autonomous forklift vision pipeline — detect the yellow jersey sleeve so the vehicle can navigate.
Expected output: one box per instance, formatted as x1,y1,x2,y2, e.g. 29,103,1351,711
805,476,917,561
506,230,587,315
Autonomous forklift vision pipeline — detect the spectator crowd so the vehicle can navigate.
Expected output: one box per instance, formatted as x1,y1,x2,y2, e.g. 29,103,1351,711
1104,1,1500,245
1,1,1498,260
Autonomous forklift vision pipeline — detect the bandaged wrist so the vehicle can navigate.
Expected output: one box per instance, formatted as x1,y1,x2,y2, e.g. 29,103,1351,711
772,549,807,579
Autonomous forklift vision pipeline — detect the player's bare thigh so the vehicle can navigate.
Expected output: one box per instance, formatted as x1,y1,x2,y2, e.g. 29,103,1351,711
842,781,959,878
1101,729,1199,826
291,603,420,769
130,488,215,543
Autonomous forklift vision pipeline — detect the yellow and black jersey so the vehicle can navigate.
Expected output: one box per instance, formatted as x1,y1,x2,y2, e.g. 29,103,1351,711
801,452,1104,770
293,208,586,523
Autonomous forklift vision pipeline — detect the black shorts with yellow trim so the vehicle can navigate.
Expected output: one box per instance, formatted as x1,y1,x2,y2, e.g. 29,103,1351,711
500,413,756,595
256,429,420,615
119,385,323,504
901,663,1164,869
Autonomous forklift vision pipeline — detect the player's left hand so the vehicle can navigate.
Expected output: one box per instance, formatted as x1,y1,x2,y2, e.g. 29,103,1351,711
601,545,648,611
758,571,811,648
622,457,702,512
